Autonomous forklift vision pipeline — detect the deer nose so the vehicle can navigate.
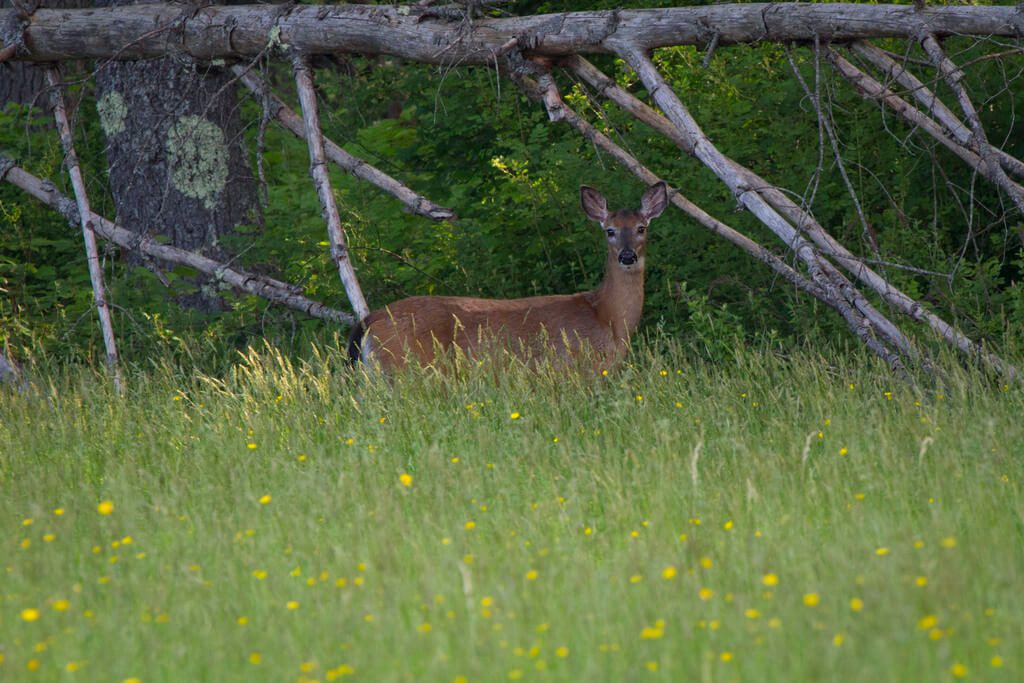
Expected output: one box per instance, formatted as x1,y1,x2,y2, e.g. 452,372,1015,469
618,249,638,266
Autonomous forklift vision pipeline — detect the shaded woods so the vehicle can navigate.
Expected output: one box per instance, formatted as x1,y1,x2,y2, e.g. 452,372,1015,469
1,2,1022,377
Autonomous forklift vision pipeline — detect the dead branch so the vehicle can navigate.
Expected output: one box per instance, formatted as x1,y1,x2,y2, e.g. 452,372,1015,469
0,158,355,326
291,54,370,322
511,61,826,303
826,48,1010,185
850,40,1024,181
3,4,1023,64
918,34,1024,216
45,67,122,393
513,59,915,371
232,66,456,222
828,46,1024,249
615,48,919,372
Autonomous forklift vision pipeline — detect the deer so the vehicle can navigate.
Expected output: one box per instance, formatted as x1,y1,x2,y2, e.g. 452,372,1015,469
347,182,669,372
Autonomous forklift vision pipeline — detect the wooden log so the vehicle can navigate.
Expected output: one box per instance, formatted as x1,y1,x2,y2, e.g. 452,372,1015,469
2,4,1022,64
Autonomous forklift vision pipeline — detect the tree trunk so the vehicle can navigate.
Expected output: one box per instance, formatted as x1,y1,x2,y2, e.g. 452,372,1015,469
3,4,1022,65
93,1,257,311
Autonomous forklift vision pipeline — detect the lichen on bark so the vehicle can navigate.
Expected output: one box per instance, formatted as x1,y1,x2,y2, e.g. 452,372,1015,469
96,91,127,137
165,115,228,210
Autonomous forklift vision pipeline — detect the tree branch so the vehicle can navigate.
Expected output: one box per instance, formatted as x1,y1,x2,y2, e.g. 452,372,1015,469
918,33,1024,216
0,158,356,326
291,53,370,321
45,67,122,393
232,65,456,222
850,40,1024,181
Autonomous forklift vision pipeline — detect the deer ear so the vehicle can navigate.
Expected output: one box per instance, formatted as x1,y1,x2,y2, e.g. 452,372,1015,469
580,185,608,223
640,182,669,221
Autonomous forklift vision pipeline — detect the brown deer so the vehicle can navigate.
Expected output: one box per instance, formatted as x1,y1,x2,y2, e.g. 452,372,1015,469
347,182,669,371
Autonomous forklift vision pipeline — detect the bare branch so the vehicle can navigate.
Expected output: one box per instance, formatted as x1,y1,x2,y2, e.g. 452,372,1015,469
851,41,1024,182
0,158,356,326
291,54,370,321
233,65,456,222
45,67,122,394
918,33,1024,215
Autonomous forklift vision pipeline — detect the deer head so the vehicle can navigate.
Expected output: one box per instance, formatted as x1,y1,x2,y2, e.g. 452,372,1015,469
580,182,669,273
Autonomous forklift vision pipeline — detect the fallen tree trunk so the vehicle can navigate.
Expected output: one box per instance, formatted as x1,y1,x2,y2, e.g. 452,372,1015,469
2,3,1022,64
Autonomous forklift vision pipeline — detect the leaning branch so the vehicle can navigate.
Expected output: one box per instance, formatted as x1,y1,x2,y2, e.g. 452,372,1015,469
849,41,1024,181
45,67,123,393
918,33,1024,216
2,4,1022,64
291,54,370,321
512,58,915,371
0,158,356,325
617,47,916,372
232,66,455,222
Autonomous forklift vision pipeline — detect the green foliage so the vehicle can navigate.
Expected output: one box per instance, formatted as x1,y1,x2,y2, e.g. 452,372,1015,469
1,15,1023,368
1,344,1022,680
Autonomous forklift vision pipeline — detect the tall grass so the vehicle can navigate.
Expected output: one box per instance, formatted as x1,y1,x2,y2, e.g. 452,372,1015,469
1,342,1021,682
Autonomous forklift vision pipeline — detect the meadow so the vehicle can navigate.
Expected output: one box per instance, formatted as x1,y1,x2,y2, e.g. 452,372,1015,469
0,342,1021,682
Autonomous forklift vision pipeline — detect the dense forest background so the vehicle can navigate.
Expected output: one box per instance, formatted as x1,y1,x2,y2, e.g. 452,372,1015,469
2,0,1023,370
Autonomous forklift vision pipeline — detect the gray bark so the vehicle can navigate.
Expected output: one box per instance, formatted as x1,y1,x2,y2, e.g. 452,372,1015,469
291,54,369,321
2,4,1022,65
92,0,258,311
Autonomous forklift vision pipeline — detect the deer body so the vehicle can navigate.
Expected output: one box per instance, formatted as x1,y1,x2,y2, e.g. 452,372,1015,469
349,183,668,371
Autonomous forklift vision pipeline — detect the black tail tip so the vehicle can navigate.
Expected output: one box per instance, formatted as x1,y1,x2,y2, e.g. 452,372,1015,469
347,319,366,366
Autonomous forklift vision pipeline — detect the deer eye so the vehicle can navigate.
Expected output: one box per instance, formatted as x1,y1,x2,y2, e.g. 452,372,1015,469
606,228,616,237
637,226,646,234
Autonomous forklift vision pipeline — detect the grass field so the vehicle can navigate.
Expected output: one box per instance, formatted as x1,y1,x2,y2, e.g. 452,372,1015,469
1,343,1021,682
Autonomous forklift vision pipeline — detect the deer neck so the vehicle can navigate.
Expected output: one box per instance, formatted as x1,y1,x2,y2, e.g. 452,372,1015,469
594,254,645,340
